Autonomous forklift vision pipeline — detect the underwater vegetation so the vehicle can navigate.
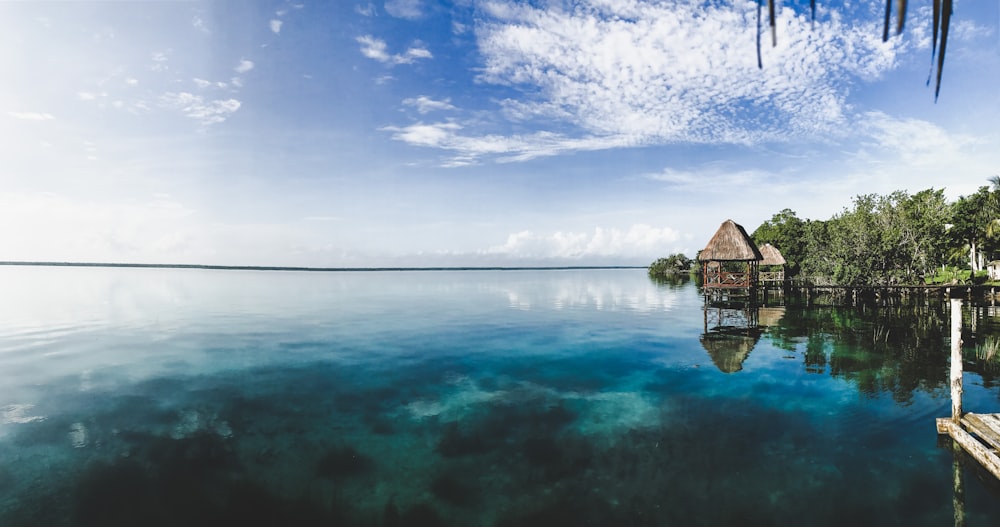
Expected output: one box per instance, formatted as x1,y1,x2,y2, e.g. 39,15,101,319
10,273,1000,526
316,445,374,479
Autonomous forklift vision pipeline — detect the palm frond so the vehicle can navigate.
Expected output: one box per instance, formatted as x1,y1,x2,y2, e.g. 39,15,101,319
896,0,907,34
935,0,952,101
760,1,950,100
768,0,777,47
757,0,763,69
882,0,891,42
927,0,941,86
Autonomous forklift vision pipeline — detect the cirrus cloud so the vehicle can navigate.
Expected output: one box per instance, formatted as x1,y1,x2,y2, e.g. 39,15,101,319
385,0,908,165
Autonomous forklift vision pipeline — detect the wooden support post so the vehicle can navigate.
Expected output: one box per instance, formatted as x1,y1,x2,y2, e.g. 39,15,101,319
951,298,963,423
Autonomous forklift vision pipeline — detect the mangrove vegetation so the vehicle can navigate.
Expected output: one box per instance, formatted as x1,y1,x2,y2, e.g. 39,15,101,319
652,181,1000,287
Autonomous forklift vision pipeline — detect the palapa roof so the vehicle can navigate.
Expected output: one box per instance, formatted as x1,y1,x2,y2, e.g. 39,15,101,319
758,243,786,266
698,220,763,262
699,332,760,373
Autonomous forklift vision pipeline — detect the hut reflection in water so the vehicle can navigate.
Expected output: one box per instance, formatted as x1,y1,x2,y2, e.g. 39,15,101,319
700,297,785,373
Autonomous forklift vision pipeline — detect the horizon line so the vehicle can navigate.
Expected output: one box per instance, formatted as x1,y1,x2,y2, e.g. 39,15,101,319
0,261,645,272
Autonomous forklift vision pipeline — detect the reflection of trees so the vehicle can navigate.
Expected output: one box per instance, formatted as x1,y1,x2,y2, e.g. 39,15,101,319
648,273,691,289
962,310,1000,390
765,303,952,402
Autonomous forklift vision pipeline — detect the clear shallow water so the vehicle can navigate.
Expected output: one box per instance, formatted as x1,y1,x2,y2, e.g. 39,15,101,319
1,267,999,526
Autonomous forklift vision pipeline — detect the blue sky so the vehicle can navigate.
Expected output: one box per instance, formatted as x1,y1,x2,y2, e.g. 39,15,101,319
3,0,1000,267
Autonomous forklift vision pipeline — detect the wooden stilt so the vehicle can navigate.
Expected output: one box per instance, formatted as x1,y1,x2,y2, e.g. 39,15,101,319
937,297,1000,484
951,298,963,423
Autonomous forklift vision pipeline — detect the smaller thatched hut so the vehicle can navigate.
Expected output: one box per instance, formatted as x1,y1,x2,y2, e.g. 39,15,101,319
758,243,786,284
698,219,763,289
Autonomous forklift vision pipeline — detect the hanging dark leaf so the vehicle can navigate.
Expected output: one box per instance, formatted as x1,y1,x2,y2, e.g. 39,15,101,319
882,0,891,42
896,0,907,34
935,0,952,101
768,0,777,46
927,0,941,86
757,0,764,69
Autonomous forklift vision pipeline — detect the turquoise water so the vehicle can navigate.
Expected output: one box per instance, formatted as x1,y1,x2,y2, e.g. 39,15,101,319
1,267,999,526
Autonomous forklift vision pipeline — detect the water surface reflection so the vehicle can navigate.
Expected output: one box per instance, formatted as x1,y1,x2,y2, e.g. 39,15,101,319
0,267,999,525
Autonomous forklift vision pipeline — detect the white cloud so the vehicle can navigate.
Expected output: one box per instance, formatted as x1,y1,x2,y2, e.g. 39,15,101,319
402,96,456,114
191,78,228,90
952,19,993,41
839,111,996,200
150,51,169,72
0,192,198,262
234,59,255,73
385,0,423,20
270,19,283,34
125,77,138,86
646,167,768,190
8,112,55,121
385,1,909,164
381,121,635,165
356,3,376,17
859,111,978,166
484,225,681,260
192,16,209,34
356,35,432,65
159,92,242,125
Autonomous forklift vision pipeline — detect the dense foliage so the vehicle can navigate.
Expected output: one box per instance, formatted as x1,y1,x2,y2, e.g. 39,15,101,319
749,186,997,286
648,253,694,277
653,180,1000,286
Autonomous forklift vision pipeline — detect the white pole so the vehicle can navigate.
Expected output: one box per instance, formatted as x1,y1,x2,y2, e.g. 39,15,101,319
951,298,964,422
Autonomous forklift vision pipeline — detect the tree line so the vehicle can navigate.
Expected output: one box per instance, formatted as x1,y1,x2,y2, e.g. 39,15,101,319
650,179,1000,286
753,181,1000,286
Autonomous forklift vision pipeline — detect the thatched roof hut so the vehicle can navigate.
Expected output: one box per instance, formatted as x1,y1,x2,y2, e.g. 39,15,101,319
699,219,762,289
699,220,763,262
758,243,786,266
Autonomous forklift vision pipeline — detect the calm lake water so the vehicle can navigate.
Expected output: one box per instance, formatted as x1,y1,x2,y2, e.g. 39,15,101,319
2,266,1000,526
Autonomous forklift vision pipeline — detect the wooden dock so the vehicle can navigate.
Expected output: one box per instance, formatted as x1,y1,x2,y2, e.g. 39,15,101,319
937,298,1000,482
937,415,1000,481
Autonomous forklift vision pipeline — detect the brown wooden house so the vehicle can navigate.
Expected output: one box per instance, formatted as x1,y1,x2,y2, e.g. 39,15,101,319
698,219,763,289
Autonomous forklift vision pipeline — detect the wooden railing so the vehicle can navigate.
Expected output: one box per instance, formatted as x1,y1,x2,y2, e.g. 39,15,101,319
759,271,785,283
705,271,753,288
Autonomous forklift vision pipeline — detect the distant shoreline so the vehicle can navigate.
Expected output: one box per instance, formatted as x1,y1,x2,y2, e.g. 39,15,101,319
0,261,644,272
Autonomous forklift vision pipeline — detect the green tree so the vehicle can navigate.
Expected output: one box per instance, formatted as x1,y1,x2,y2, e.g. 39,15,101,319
895,189,950,281
799,219,835,281
950,187,994,272
751,208,806,276
807,190,950,286
648,253,693,277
